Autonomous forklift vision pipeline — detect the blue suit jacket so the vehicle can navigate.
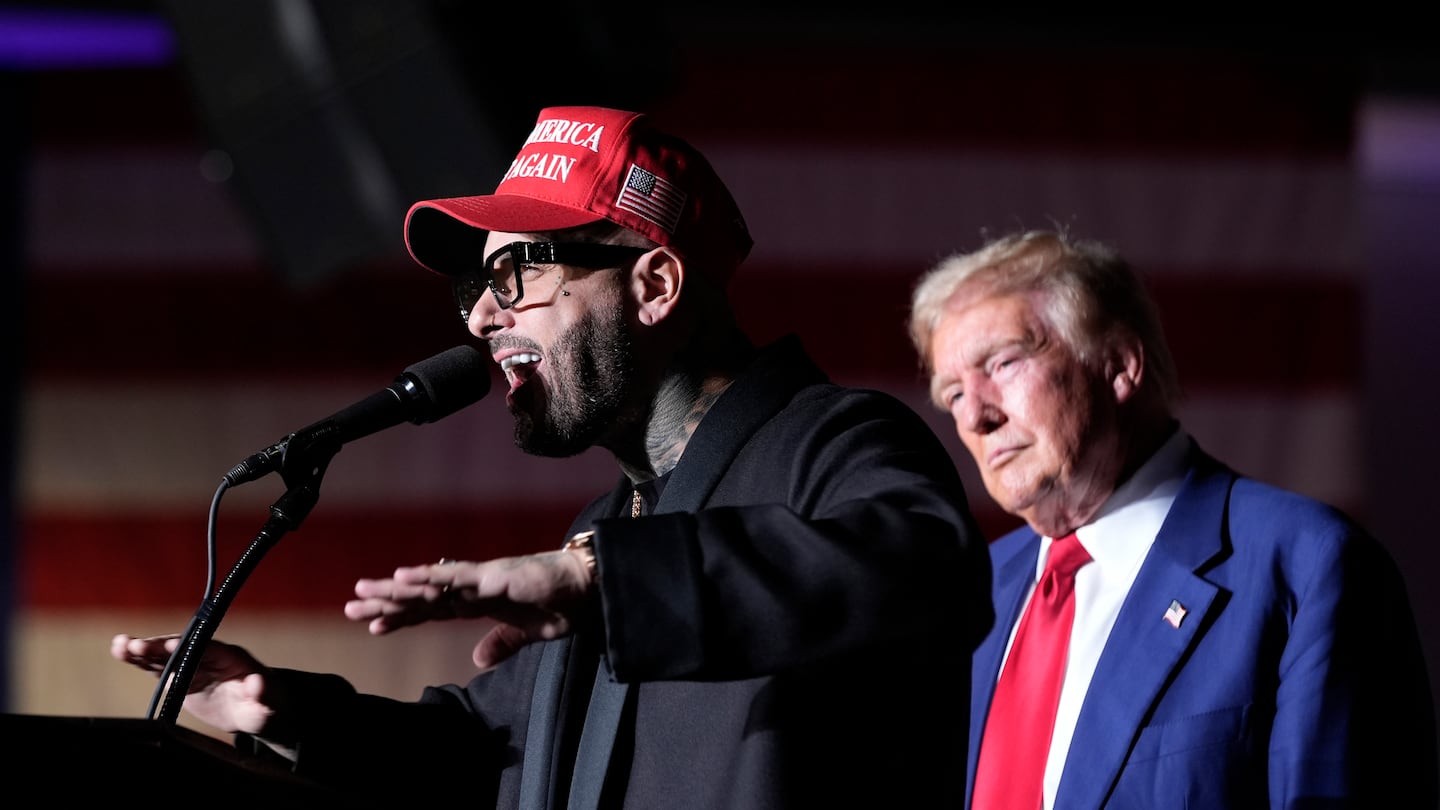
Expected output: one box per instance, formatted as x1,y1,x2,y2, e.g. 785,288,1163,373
967,441,1438,809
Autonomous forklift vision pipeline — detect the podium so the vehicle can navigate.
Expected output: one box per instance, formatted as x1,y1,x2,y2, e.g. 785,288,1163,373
1,713,379,808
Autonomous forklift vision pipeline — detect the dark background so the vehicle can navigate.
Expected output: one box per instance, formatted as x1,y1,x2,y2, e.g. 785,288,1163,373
4,0,1439,763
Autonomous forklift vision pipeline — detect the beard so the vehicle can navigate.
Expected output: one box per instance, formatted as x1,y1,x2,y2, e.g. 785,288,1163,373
511,297,635,457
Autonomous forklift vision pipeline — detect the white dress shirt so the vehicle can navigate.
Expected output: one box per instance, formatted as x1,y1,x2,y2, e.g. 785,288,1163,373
994,429,1191,810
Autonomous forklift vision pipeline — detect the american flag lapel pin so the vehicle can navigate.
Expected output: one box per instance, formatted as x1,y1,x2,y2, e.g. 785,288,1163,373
1163,599,1188,629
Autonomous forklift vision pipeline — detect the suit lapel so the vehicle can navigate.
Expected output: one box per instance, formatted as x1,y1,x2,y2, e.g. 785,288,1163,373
564,336,827,809
1054,451,1234,809
967,534,1043,805
522,491,630,810
519,637,574,810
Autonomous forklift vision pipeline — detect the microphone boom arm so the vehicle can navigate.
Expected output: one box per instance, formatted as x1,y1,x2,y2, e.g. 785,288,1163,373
151,344,488,723
156,442,338,725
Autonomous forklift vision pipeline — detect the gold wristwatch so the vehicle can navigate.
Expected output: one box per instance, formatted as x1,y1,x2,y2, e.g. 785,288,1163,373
564,530,598,577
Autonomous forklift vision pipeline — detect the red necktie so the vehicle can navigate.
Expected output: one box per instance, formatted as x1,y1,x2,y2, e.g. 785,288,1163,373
971,533,1092,810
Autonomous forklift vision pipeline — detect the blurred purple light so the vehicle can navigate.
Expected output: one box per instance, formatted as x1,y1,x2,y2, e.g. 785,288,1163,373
0,8,174,69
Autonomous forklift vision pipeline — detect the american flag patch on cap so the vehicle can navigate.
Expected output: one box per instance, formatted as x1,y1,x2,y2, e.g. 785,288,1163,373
616,164,685,234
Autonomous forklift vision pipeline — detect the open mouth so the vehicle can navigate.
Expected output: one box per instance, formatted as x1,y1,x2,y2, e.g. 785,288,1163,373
499,351,541,394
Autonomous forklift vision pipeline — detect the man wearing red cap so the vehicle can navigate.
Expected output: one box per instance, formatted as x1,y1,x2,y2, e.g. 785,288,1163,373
113,106,994,808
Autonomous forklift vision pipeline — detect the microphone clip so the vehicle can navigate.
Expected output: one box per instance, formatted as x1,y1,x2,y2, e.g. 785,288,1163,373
221,423,344,490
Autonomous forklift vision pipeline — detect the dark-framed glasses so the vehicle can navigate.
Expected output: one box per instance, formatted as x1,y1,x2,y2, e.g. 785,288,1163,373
452,241,650,321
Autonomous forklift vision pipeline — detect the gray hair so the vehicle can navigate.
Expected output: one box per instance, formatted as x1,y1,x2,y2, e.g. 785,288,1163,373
908,229,1181,409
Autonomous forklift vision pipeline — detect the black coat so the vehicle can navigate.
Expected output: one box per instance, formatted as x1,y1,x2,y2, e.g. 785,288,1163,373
259,335,993,809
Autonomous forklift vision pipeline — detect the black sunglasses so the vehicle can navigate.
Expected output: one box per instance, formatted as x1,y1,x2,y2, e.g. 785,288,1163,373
452,241,650,321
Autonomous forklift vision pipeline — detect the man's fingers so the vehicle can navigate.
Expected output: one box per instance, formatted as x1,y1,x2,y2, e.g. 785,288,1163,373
109,633,132,659
354,570,455,602
392,561,472,587
110,634,182,671
343,597,385,621
345,597,420,623
473,623,529,671
353,577,440,601
345,596,447,636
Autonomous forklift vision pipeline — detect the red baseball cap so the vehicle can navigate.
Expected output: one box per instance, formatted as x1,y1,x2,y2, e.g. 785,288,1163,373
404,105,753,282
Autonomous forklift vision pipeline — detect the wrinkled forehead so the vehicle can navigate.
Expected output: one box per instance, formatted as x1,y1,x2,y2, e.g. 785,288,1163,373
927,293,1036,381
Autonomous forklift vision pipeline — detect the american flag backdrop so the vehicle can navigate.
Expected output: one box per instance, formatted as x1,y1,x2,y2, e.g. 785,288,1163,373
6,7,1440,749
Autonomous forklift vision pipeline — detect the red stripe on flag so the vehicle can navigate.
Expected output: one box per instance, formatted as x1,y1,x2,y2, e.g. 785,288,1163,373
20,504,581,611
16,505,1027,610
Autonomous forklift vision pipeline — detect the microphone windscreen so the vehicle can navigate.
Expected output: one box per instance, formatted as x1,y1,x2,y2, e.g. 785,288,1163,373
402,344,490,423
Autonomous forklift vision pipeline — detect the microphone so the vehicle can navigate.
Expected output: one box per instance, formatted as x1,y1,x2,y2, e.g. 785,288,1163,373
224,344,490,486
